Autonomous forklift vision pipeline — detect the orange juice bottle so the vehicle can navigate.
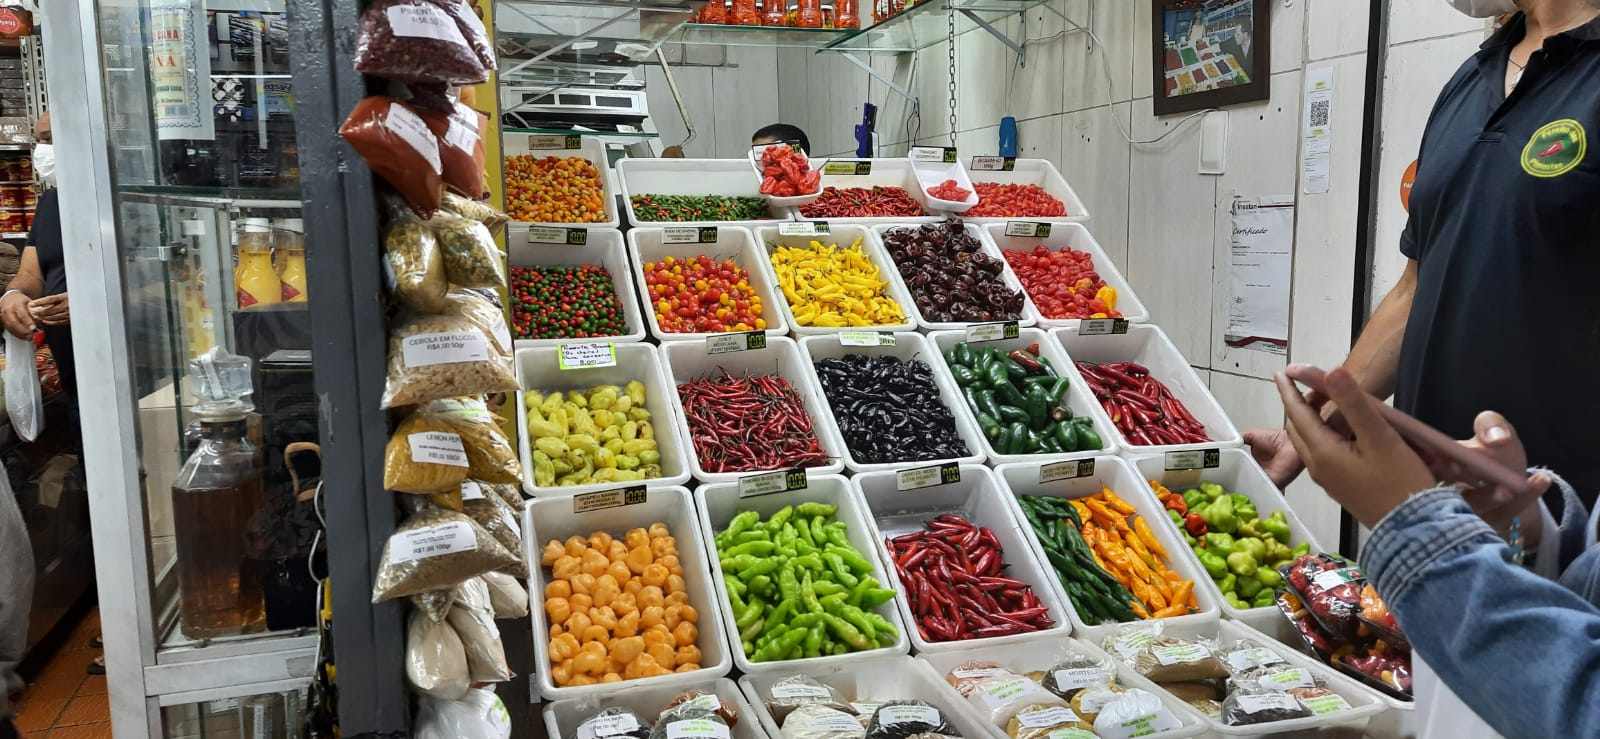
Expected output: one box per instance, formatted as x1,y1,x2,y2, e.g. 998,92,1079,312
273,218,308,303
234,218,282,309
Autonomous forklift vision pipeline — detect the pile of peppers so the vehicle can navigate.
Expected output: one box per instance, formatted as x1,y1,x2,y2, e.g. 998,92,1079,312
888,514,1053,642
713,502,900,662
1076,361,1212,446
678,371,829,473
1154,481,1309,610
945,341,1102,455
883,218,1026,323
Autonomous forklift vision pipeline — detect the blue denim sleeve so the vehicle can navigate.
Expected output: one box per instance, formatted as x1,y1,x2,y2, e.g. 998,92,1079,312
1362,489,1600,738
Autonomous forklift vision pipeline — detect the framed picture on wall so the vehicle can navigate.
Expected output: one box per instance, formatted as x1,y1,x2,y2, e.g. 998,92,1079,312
1150,0,1271,116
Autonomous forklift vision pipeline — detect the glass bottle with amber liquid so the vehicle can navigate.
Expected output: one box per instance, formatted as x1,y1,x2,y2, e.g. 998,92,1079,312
172,348,267,638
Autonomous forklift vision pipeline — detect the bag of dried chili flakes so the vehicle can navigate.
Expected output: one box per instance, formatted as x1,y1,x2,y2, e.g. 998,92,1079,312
356,0,487,86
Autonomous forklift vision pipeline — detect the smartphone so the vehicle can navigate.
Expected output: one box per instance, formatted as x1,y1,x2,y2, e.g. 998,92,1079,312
1282,365,1528,495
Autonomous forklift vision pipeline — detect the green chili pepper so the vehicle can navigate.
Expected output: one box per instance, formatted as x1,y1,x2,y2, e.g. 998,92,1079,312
767,505,794,531
821,613,871,650
804,624,825,658
753,627,808,662
796,501,838,518
801,570,822,613
810,516,829,547
724,510,760,541
725,540,775,557
840,605,876,641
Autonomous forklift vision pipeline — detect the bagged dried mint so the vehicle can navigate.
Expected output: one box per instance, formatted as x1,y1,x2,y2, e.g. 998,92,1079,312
355,0,487,86
341,96,445,217
384,214,449,314
1039,653,1117,700
766,675,855,725
1004,704,1092,739
662,691,740,727
780,704,865,739
1091,689,1182,739
573,707,651,739
428,398,522,484
481,570,530,619
442,191,510,236
372,507,519,602
864,701,961,739
945,661,1015,698
1220,687,1311,726
446,577,512,682
381,291,517,409
406,608,470,700
647,708,729,739
1229,665,1323,694
429,212,506,288
964,673,1069,728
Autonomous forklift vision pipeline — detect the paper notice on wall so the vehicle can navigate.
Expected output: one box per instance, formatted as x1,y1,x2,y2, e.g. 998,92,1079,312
1301,67,1334,194
1226,196,1294,355
150,0,214,141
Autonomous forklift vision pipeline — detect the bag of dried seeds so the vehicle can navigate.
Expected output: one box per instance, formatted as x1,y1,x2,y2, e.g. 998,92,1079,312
461,480,527,578
385,215,449,314
355,0,486,86
428,212,505,288
372,507,519,602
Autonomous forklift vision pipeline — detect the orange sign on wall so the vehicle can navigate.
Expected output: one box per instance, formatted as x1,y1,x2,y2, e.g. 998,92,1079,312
1400,159,1418,213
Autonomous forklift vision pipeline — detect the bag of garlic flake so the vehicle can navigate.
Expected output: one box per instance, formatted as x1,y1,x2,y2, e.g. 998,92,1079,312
381,290,517,409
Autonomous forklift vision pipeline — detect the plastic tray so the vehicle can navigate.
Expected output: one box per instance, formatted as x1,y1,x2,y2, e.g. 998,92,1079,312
1083,619,1390,736
627,226,792,342
617,157,795,227
798,332,986,473
749,143,826,209
521,486,732,701
926,327,1119,465
503,133,621,229
1053,324,1244,453
751,223,918,336
659,337,847,483
873,221,1042,332
694,475,911,674
738,656,989,739
909,148,979,213
960,158,1091,224
992,456,1222,644
852,464,1073,652
795,159,943,225
983,222,1150,328
506,227,647,349
541,678,763,739
515,343,693,497
915,635,1209,739
1128,448,1325,641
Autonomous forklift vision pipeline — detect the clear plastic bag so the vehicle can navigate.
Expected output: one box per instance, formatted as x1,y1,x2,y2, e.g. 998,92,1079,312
663,690,740,726
429,212,506,288
441,191,510,236
1004,704,1092,739
429,103,489,200
781,704,865,739
1104,624,1226,683
1091,689,1182,739
355,0,487,86
436,0,496,72
3,332,41,442
963,673,1069,729
381,291,517,409
411,587,457,623
371,507,519,602
385,215,449,314
766,675,856,725
340,97,445,217
1215,639,1290,674
944,662,1014,698
446,577,512,682
429,398,522,484
1038,652,1118,700
405,608,470,700
648,708,729,739
1220,687,1311,726
462,488,527,579
415,687,513,739
572,707,652,739
864,701,961,739
385,409,472,493
482,570,530,619
1228,664,1323,694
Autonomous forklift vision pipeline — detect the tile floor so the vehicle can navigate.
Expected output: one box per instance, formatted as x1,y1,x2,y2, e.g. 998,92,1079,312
13,610,109,739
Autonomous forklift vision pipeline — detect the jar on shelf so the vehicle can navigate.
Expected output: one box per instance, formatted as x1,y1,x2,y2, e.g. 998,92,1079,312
761,0,787,25
272,218,307,303
795,0,823,27
700,0,727,24
836,0,859,28
731,0,760,25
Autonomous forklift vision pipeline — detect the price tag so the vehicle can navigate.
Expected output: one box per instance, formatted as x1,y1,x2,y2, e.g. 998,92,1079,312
558,343,617,370
970,156,1016,172
823,160,872,176
909,146,959,163
572,485,648,513
738,468,808,497
778,221,830,236
529,134,582,150
965,321,1020,343
839,331,895,347
1079,318,1129,336
1040,459,1095,483
1004,221,1053,238
526,226,588,245
706,331,768,354
1164,449,1220,470
896,462,960,491
662,226,719,244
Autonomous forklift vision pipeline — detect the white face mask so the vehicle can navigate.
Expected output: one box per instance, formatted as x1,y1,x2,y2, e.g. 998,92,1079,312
32,143,53,188
1447,0,1517,18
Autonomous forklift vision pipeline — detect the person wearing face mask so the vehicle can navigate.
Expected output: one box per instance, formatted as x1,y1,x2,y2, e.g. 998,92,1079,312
0,113,71,407
1244,0,1600,511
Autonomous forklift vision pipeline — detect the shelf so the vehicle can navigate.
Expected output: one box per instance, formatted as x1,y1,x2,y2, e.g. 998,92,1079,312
503,126,659,142
117,184,301,210
823,0,1049,52
672,23,854,47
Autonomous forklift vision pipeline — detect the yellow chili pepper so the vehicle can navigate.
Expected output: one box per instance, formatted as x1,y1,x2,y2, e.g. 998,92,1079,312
769,237,906,327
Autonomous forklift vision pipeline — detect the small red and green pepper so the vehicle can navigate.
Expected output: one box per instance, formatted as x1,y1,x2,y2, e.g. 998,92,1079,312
799,186,926,219
509,264,625,340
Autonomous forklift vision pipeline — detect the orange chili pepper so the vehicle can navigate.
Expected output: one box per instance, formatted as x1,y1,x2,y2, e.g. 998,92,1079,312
1133,518,1168,560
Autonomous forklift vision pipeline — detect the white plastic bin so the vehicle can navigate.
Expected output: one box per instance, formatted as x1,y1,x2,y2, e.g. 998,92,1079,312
960,158,1091,224
751,223,918,336
515,343,692,497
750,143,825,209
852,465,1073,652
1083,619,1389,736
738,656,988,739
874,221,1042,331
694,475,911,674
796,159,942,225
926,328,1119,465
627,226,791,342
521,486,732,701
542,677,764,739
983,222,1150,328
506,227,646,349
909,148,979,213
993,456,1221,644
502,133,621,228
617,158,794,227
1129,448,1324,641
1053,324,1243,453
915,635,1208,739
660,337,847,483
798,332,986,473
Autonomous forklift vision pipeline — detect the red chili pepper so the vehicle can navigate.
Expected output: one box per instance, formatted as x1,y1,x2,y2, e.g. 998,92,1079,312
1164,495,1188,515
1184,513,1208,537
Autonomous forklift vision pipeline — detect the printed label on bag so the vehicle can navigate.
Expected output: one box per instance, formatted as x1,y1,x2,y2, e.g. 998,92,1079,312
1111,631,1156,659
1300,693,1352,715
823,160,872,176
401,330,491,367
663,226,719,244
1225,647,1285,671
909,146,959,163
526,226,588,245
409,431,467,467
1233,692,1302,715
444,115,477,153
738,468,808,498
966,321,1020,343
489,316,513,353
770,683,834,699
896,462,960,490
1040,459,1095,483
1004,221,1052,238
384,4,469,48
1018,708,1081,729
460,480,485,500
1052,667,1108,692
1258,668,1316,690
839,330,895,347
389,520,477,564
1312,567,1363,592
383,102,441,174
1164,449,1220,471
797,713,862,732
706,331,767,354
529,134,582,150
970,156,1016,172
665,719,730,739
572,485,647,513
779,221,830,236
978,678,1049,709
559,343,617,370
579,713,641,739
1045,730,1097,739
951,667,1011,680
1079,318,1129,336
1153,643,1212,666
1075,690,1121,715
1112,711,1181,737
877,705,941,727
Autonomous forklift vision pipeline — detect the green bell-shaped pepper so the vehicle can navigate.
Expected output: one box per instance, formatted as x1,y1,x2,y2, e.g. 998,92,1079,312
1256,565,1284,589
1235,573,1262,599
1252,588,1277,608
1235,536,1267,563
1261,511,1292,543
1200,482,1226,501
1226,551,1259,578
1229,494,1258,521
1262,537,1294,567
1224,591,1249,610
1197,549,1229,579
1236,518,1270,540
1200,495,1238,534
1182,488,1207,511
1291,541,1312,558
1216,572,1237,594
1203,532,1238,557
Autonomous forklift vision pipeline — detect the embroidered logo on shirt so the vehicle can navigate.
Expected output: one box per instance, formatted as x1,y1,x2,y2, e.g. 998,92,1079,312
1521,119,1587,178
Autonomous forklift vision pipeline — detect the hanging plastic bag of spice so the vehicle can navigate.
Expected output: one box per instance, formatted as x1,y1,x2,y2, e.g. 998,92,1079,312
340,97,446,217
373,507,519,602
355,0,487,86
421,102,490,200
381,291,517,409
384,214,450,314
428,213,506,289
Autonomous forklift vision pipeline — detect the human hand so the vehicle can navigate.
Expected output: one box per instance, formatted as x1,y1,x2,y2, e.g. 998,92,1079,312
28,293,67,327
0,290,33,337
1242,427,1305,488
1275,367,1436,529
1429,411,1549,539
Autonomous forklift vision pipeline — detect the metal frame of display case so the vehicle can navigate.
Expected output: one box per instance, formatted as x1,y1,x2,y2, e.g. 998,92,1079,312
42,0,408,736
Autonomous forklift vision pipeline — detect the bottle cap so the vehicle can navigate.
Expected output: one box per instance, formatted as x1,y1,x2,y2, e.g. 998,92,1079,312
239,217,271,234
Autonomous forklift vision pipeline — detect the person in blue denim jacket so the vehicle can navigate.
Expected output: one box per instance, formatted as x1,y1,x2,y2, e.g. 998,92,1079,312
1274,365,1600,737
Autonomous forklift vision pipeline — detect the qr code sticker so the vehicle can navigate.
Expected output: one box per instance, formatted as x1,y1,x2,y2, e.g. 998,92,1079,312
1309,100,1330,128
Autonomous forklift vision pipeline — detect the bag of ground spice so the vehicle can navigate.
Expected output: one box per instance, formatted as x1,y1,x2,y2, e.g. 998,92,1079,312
341,97,445,217
385,409,472,494
355,0,487,86
426,398,522,484
372,507,519,602
420,102,489,200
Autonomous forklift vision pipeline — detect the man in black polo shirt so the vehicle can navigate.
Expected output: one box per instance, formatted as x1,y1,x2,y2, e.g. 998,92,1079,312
1248,3,1600,507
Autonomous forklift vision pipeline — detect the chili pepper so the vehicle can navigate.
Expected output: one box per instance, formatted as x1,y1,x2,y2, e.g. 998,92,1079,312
966,182,1068,218
632,194,772,222
799,185,926,218
891,514,1054,642
678,370,828,473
